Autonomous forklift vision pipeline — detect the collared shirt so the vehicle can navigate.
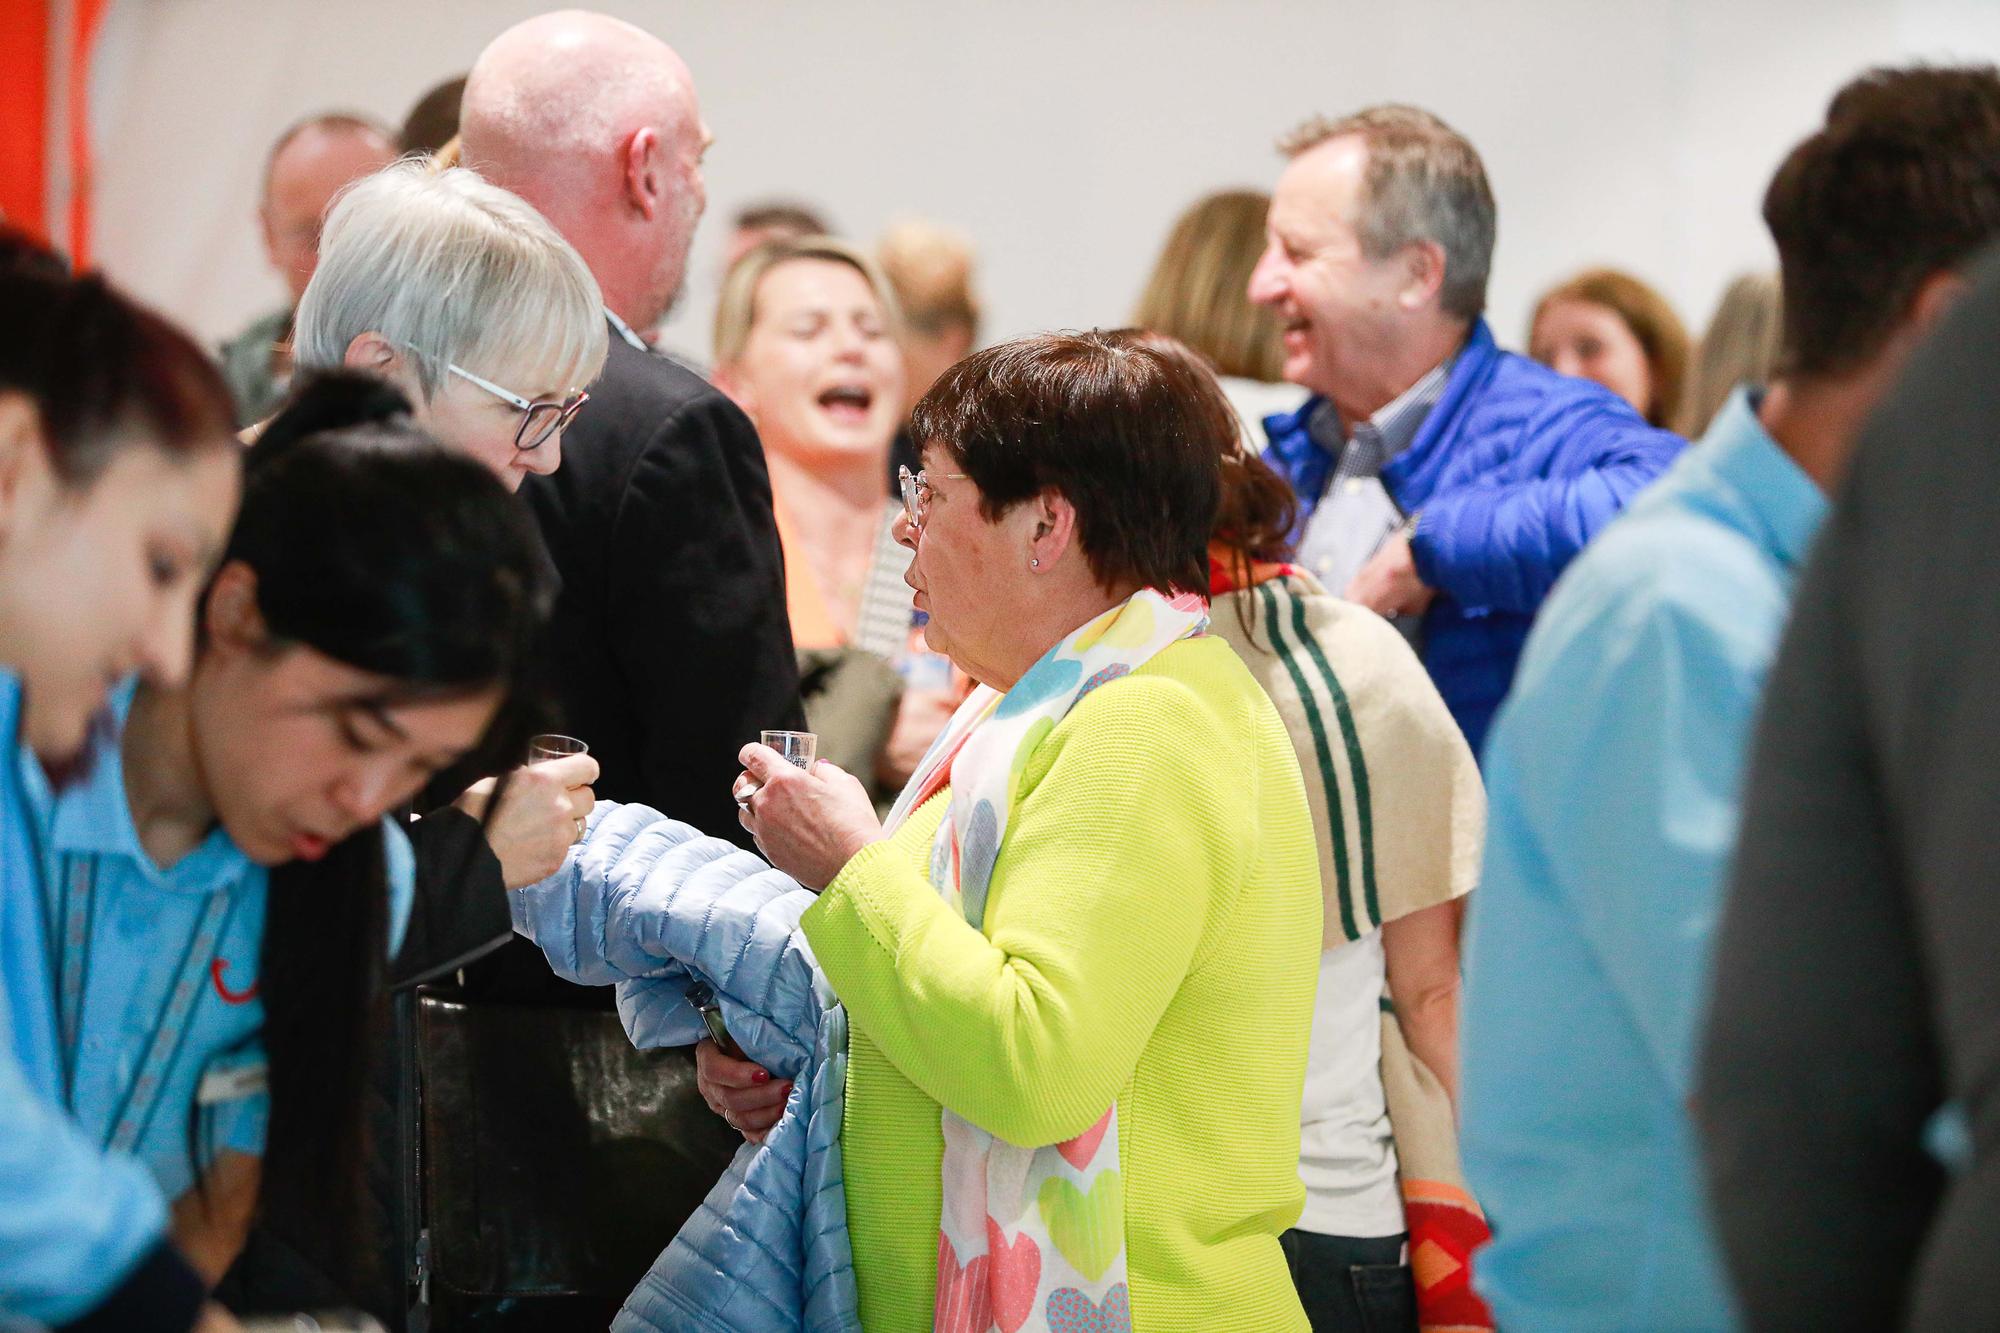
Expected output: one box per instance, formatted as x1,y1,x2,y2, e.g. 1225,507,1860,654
1293,356,1452,594
26,684,416,1203
1459,389,1824,1331
37,686,269,1202
604,307,651,353
0,671,169,1324
604,307,713,378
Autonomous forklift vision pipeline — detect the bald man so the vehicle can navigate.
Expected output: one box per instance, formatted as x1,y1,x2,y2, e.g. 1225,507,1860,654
460,11,803,843
217,113,397,425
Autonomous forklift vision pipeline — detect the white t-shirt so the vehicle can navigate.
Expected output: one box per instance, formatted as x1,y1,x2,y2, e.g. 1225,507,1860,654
1296,931,1405,1237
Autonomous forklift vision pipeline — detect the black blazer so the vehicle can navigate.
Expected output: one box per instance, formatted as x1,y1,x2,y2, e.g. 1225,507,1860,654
523,325,804,846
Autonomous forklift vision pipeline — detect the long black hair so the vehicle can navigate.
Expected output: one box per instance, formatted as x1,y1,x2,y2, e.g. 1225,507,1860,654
222,371,552,1282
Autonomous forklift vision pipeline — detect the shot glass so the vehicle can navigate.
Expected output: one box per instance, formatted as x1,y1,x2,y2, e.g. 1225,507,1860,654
760,729,819,771
528,733,590,765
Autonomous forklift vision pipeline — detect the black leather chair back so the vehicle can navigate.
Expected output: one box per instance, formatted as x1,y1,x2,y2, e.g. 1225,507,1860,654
414,991,741,1304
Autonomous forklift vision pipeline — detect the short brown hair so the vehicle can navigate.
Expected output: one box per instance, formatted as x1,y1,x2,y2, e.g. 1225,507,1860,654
400,75,468,155
1764,64,2000,377
910,331,1222,596
1531,268,1691,427
732,200,831,238
1279,105,1495,319
1133,190,1285,382
1119,330,1300,595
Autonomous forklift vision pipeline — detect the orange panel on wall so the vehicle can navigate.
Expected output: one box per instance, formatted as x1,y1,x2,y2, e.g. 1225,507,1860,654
0,0,51,241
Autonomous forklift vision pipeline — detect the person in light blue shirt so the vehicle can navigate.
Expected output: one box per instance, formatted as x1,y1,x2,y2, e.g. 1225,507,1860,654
45,384,563,1294
0,232,244,1331
1459,64,2000,1331
28,677,415,1207
2,677,198,1331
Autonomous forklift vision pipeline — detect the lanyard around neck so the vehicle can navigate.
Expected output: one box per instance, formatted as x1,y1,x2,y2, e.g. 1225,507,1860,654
53,851,239,1154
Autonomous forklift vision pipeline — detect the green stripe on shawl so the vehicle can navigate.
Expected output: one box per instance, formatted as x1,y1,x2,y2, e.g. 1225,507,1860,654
1285,586,1381,930
1257,581,1358,941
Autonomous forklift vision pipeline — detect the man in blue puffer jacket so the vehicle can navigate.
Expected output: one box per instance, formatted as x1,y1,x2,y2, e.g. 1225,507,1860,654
1251,104,1683,754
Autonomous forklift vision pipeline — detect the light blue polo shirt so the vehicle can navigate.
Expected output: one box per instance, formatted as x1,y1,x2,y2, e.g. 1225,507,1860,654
0,672,167,1325
1459,390,1826,1331
31,681,414,1202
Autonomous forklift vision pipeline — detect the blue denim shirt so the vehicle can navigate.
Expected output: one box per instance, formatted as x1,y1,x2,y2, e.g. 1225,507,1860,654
1459,391,1825,1330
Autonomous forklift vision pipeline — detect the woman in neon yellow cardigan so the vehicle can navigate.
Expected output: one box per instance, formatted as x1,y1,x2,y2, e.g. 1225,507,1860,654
722,330,1321,1332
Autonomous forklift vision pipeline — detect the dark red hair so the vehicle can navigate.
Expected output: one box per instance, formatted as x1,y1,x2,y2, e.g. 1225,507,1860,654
0,226,235,481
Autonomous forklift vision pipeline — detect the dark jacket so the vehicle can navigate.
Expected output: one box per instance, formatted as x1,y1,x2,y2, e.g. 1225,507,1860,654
1262,320,1684,753
1696,251,2000,1332
523,325,805,843
217,307,292,429
395,809,511,988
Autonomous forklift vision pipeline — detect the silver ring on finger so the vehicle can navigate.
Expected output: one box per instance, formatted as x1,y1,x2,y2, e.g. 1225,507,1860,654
735,782,760,810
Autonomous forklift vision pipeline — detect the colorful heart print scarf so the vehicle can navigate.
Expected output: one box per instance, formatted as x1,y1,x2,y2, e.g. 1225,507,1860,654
881,588,1209,1333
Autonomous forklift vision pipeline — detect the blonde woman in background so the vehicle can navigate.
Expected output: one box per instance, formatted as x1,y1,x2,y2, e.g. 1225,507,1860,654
1528,268,1690,429
1135,189,1308,445
1677,271,1783,437
877,218,982,418
714,237,955,799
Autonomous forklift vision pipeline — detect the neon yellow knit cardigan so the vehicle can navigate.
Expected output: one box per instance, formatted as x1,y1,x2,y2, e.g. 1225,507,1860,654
800,636,1320,1331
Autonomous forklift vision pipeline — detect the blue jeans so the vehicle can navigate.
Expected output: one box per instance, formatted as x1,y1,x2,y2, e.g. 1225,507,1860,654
1280,1229,1417,1333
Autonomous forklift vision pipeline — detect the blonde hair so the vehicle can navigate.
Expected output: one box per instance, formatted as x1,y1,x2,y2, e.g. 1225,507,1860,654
712,236,901,369
1677,272,1783,437
295,161,606,398
1133,190,1284,382
1530,268,1691,428
876,219,980,341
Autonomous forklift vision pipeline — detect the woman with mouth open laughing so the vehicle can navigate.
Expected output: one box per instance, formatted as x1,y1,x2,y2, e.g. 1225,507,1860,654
714,236,961,801
30,377,557,1298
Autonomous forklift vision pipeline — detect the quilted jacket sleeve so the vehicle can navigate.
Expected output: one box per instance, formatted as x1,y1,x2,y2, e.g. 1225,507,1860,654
1411,402,1683,613
510,802,824,1076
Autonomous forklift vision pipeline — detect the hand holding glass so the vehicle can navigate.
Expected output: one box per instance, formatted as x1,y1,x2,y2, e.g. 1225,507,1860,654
528,733,589,764
760,730,818,772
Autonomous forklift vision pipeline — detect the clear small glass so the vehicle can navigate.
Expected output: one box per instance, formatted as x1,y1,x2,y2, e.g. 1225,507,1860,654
528,733,589,764
760,729,818,771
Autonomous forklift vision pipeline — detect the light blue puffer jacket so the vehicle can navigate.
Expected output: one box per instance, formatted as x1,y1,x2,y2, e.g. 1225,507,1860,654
511,801,861,1332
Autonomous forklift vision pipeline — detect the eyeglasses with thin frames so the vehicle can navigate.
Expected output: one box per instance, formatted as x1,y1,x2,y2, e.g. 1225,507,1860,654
444,363,589,452
898,464,970,532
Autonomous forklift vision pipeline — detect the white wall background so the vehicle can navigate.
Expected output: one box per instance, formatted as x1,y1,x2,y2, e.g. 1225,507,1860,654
87,0,2000,361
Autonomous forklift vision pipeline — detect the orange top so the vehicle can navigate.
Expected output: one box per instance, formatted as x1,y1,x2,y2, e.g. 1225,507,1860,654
774,504,845,651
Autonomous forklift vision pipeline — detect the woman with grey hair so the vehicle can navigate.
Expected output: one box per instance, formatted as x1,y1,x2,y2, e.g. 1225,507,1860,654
289,159,606,897
293,160,608,490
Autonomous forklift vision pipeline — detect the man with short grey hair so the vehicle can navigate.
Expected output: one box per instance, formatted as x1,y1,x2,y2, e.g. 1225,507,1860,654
1252,104,1682,754
218,112,397,425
